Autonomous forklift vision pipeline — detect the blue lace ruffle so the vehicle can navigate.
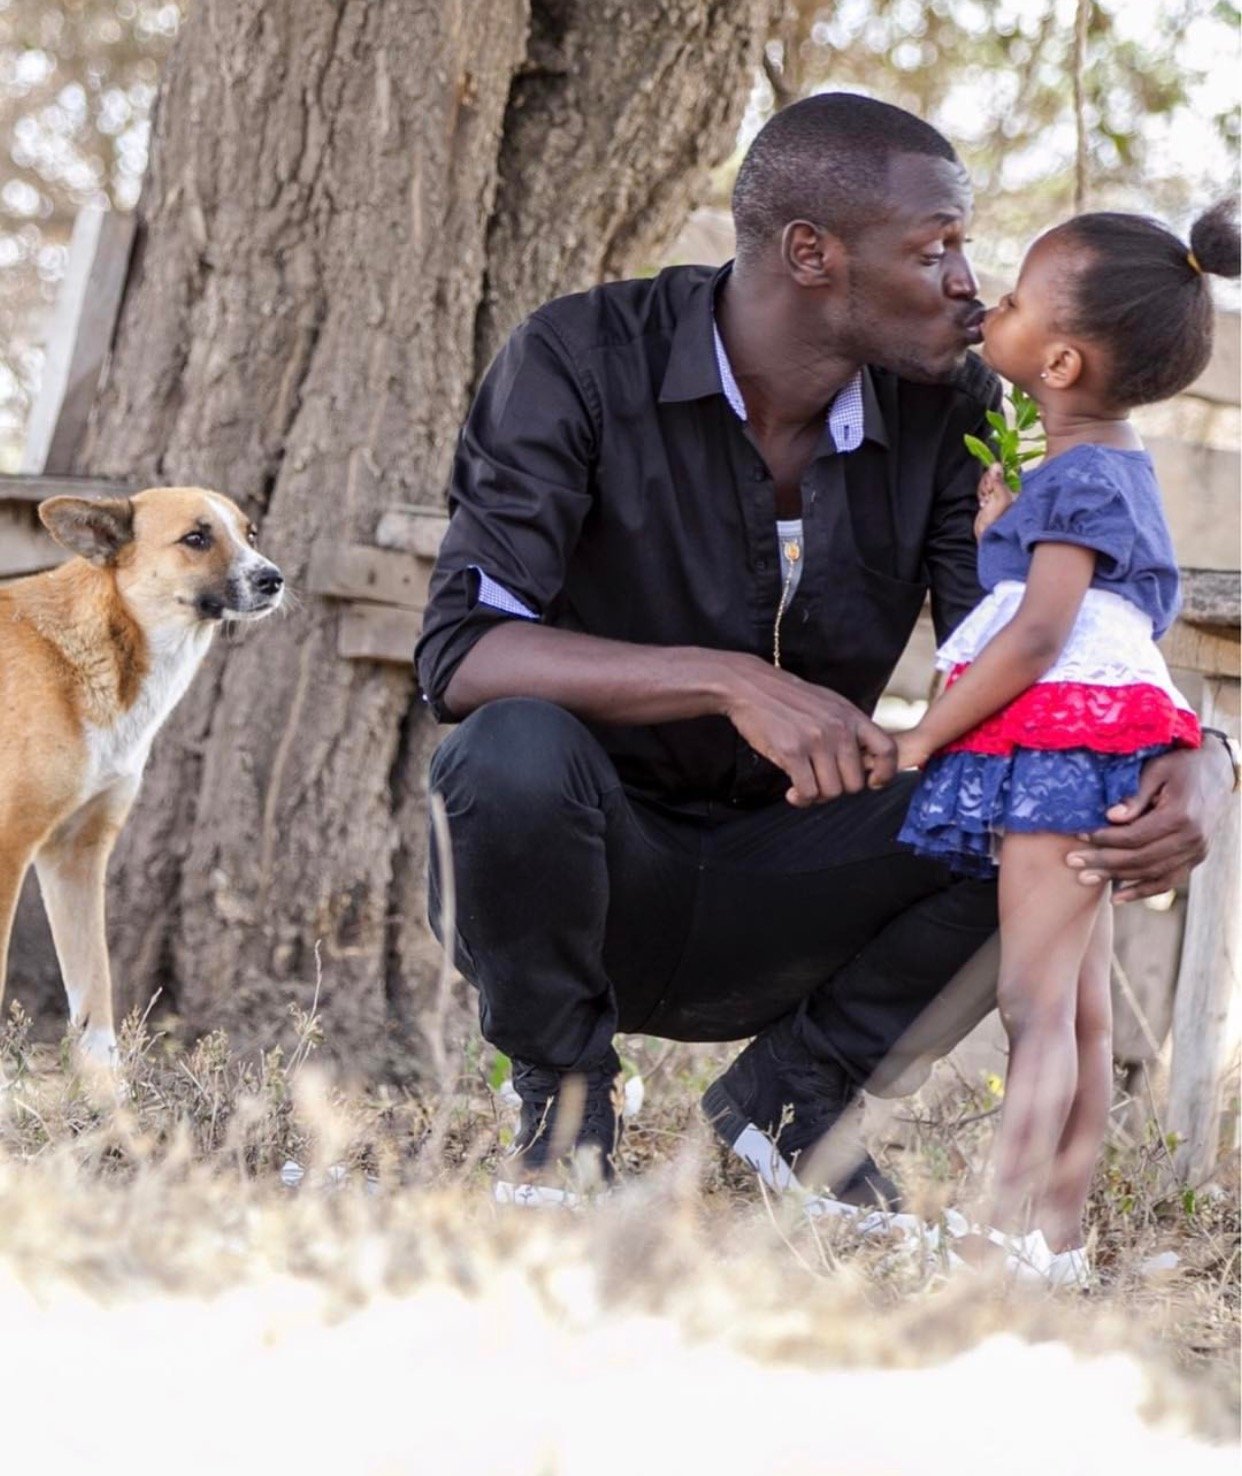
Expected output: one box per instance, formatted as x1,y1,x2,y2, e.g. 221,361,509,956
898,745,1170,879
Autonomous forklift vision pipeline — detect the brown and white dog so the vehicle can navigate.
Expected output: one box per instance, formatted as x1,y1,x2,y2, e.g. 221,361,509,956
0,488,283,1070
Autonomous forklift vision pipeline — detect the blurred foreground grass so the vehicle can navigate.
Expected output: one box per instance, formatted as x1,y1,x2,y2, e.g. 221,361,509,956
0,999,1237,1473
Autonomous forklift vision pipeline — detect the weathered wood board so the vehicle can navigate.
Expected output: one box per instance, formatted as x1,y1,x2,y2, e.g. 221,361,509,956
21,207,136,476
307,542,433,611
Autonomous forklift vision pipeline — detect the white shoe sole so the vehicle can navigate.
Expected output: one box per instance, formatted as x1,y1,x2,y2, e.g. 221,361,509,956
493,1181,585,1209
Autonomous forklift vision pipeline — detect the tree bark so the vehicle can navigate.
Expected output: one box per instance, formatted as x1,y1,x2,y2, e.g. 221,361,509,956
29,0,776,1074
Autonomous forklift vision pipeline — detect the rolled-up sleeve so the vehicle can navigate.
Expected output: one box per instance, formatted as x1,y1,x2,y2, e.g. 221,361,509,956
415,313,598,720
923,375,1002,644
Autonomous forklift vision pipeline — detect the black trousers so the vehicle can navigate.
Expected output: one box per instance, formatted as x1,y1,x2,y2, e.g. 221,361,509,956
428,698,999,1089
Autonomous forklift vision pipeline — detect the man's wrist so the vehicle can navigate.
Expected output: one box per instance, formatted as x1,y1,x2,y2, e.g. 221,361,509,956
677,646,758,720
1202,726,1241,793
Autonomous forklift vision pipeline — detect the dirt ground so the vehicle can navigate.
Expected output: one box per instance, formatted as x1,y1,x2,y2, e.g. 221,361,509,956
0,1005,1237,1473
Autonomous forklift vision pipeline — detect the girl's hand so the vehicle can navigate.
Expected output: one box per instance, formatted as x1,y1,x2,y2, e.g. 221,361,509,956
896,728,932,773
870,727,931,787
974,463,1015,541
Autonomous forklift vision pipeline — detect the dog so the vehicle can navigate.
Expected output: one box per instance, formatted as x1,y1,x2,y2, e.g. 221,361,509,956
0,487,283,1070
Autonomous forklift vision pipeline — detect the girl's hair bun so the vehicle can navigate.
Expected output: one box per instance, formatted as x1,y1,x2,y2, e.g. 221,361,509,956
1189,199,1240,280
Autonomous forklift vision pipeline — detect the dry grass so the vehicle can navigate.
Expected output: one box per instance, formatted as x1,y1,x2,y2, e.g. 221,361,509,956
0,997,1237,1471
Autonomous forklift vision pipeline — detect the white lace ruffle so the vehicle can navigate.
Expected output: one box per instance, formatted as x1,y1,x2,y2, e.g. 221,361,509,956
938,583,1193,710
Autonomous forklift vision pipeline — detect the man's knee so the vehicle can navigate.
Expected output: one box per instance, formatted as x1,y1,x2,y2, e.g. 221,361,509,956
428,697,605,812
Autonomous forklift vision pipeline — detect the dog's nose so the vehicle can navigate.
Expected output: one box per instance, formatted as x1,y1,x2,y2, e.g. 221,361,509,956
253,567,284,598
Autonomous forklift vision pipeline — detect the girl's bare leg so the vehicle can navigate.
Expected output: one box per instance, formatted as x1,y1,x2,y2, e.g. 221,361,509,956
989,832,1106,1234
1036,897,1114,1251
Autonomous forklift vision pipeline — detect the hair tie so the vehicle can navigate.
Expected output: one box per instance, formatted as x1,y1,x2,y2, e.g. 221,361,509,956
1187,249,1203,275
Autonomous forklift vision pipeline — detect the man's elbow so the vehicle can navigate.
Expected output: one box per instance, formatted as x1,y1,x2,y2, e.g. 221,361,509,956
415,643,469,724
439,666,474,720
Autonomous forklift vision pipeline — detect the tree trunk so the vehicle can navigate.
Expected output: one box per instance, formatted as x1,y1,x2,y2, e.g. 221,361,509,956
34,0,776,1075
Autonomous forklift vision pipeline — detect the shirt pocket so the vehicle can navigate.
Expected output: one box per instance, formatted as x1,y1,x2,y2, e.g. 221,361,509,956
809,561,928,714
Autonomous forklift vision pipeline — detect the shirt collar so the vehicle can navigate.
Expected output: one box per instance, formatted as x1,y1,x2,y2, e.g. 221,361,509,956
658,260,887,452
658,263,732,406
712,321,868,455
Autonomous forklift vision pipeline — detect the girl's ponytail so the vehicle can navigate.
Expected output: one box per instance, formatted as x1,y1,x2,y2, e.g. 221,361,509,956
1057,201,1238,405
1188,199,1240,280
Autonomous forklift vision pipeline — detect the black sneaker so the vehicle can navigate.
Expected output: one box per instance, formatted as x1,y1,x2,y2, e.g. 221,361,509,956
701,1014,901,1211
495,1058,622,1206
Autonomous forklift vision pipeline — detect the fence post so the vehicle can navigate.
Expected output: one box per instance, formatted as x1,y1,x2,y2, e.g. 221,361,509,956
21,205,135,476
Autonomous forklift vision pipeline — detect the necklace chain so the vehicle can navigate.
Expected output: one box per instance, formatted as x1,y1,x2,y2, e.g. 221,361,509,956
772,539,801,669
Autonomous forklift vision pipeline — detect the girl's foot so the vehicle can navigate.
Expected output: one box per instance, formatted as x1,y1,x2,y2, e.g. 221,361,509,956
943,1219,1093,1290
1044,1243,1092,1290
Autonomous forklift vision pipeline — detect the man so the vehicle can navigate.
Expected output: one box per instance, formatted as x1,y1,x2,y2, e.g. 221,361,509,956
416,95,1233,1208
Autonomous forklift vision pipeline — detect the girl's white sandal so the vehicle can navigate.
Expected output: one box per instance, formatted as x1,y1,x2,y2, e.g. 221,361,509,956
933,1215,1094,1290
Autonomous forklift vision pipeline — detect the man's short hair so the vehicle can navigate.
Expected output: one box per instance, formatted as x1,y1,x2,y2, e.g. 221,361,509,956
732,92,958,259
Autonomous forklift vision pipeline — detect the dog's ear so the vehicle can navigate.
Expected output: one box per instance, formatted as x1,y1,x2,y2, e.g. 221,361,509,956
39,496,135,565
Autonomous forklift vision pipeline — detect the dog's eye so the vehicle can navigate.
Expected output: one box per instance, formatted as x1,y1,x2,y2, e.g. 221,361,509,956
246,526,258,546
181,530,211,550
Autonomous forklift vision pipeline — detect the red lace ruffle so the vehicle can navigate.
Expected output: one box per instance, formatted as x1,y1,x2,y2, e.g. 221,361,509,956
941,666,1203,757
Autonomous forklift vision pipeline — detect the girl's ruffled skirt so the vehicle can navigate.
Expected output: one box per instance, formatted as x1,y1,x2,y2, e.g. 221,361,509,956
898,584,1201,878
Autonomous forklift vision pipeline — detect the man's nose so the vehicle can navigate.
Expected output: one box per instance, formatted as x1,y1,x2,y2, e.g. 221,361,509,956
251,564,284,597
944,248,979,300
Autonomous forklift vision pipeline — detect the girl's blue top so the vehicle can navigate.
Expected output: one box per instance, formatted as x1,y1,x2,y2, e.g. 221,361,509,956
978,443,1181,638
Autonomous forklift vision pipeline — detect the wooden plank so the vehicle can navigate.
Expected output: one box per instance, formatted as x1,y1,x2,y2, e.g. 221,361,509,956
1180,569,1241,628
374,506,450,559
1167,676,1241,1184
0,474,135,504
307,542,432,611
1110,897,1185,1063
1148,438,1241,573
22,206,137,475
338,603,422,663
1161,621,1240,679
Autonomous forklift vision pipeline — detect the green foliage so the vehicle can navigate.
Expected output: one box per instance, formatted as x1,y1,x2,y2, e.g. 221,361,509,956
488,1050,511,1092
964,384,1046,492
756,1,1238,273
0,1,184,458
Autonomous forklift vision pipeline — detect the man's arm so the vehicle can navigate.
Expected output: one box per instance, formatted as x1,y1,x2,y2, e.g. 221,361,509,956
921,366,1000,644
446,622,898,806
419,312,895,805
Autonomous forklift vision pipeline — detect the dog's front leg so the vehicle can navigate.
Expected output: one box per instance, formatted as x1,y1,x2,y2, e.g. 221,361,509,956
1,848,36,1042
35,783,137,1072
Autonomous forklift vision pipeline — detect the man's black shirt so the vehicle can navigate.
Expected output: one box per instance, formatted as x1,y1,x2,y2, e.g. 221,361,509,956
416,263,1001,806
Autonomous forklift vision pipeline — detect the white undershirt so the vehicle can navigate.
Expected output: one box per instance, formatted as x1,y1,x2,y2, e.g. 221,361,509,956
776,517,804,602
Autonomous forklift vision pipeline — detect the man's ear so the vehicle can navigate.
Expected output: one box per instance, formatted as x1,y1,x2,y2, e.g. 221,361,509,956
781,221,843,287
1042,342,1083,390
39,496,135,565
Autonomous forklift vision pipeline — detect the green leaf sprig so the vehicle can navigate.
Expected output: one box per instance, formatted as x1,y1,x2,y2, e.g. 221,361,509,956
964,385,1046,493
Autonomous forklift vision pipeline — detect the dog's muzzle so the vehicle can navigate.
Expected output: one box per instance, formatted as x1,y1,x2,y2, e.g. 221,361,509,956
197,560,285,622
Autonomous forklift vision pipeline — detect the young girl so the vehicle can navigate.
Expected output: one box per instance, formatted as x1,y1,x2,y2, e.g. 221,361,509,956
892,200,1240,1284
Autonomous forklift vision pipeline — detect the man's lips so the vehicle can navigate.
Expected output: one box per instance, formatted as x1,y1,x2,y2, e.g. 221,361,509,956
959,307,986,345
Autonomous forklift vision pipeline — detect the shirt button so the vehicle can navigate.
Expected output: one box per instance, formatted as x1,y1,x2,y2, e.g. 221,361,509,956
756,558,768,572
750,464,767,482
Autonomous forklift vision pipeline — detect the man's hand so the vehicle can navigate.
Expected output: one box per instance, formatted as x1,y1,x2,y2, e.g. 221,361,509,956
974,463,1015,541
721,653,897,806
1066,743,1233,902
